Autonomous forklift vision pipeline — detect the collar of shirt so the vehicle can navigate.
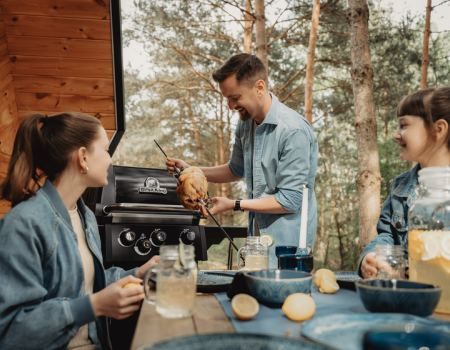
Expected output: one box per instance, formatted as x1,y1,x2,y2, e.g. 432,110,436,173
259,92,279,126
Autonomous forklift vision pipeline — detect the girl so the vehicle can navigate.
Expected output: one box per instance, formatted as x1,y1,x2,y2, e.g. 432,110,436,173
0,112,159,350
359,87,450,279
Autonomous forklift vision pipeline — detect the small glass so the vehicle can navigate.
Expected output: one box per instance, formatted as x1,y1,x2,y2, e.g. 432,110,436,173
375,244,406,279
144,245,197,318
237,236,269,270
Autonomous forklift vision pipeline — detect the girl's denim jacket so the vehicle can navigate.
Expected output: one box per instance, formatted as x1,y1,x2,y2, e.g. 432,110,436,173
0,180,137,350
358,164,420,276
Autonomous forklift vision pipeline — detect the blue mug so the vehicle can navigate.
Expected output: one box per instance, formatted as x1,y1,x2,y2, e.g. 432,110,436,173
275,245,298,257
278,254,314,273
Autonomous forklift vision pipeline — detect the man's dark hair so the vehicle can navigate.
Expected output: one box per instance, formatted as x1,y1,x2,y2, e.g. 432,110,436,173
212,53,268,87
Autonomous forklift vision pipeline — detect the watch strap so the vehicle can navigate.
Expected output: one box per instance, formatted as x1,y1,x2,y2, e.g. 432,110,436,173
234,199,244,212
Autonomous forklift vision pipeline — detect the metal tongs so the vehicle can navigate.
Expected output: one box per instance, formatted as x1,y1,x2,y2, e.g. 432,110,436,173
154,140,240,254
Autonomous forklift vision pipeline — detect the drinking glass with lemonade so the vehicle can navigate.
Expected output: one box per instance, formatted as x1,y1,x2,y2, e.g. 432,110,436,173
237,236,270,270
408,166,450,314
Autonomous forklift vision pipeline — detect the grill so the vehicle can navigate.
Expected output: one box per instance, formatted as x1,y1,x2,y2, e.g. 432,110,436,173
90,165,208,269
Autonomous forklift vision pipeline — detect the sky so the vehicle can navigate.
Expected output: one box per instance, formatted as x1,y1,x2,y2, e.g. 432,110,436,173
121,0,450,77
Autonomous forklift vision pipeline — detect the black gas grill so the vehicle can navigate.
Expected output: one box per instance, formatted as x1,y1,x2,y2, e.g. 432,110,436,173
91,165,208,269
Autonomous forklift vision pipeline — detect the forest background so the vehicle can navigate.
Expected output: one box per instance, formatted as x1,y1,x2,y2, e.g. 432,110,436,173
113,0,450,270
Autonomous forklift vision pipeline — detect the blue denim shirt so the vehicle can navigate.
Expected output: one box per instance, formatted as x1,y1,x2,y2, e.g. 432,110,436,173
228,93,319,267
0,180,137,350
357,164,420,276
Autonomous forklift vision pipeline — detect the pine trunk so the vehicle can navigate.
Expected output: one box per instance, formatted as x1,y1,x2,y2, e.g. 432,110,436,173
304,0,320,125
244,0,253,54
186,91,202,166
346,0,381,254
420,0,432,90
255,0,268,69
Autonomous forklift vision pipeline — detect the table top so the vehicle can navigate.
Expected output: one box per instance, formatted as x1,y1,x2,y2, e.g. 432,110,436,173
130,295,234,350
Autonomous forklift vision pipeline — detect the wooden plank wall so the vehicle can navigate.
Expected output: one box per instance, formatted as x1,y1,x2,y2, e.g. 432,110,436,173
0,7,18,218
0,0,116,218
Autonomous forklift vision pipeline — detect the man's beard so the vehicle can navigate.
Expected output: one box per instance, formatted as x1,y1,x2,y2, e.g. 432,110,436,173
237,108,251,121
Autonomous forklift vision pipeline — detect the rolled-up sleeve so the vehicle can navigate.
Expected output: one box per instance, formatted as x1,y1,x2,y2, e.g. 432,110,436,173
228,120,245,179
274,129,311,213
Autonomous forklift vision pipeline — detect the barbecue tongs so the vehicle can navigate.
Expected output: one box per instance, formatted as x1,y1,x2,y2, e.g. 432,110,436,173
154,140,240,253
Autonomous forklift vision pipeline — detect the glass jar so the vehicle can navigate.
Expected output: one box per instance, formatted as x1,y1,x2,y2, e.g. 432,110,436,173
144,245,197,318
237,236,269,270
408,166,450,314
374,244,407,279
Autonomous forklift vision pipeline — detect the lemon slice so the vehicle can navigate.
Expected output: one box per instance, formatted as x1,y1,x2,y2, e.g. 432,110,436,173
422,235,439,261
231,294,260,320
319,275,339,294
260,234,275,247
282,293,316,322
314,269,336,288
441,235,450,261
173,242,186,272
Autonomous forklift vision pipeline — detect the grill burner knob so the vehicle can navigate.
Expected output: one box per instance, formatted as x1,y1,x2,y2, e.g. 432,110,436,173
179,230,196,245
118,229,136,247
135,238,152,255
150,229,167,247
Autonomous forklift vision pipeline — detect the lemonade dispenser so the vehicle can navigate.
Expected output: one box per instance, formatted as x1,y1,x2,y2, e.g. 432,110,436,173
408,166,450,314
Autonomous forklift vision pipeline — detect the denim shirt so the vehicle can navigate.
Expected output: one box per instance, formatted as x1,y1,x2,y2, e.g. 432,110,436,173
0,180,137,350
228,93,319,267
357,164,420,276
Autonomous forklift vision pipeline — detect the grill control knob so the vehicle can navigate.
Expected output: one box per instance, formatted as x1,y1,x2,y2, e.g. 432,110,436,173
135,238,152,255
150,229,167,247
179,229,196,245
118,229,136,247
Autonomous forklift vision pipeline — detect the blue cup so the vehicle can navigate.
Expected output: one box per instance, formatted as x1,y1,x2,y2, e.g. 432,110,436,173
275,245,298,258
278,254,314,273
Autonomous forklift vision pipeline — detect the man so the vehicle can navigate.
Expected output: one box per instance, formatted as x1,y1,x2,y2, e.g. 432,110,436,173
166,53,318,268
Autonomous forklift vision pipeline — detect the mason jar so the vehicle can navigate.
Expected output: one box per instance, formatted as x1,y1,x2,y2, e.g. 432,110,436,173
144,245,197,318
374,244,406,279
237,236,269,270
408,166,450,314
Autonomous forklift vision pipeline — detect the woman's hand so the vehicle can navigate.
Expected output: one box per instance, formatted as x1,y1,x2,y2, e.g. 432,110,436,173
136,255,160,280
199,197,234,217
361,252,378,279
166,157,190,175
90,275,144,320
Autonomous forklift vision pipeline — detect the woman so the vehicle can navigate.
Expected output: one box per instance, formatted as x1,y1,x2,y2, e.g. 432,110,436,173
359,87,450,278
0,112,159,350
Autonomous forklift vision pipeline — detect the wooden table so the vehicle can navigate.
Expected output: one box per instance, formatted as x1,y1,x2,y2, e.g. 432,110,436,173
130,293,450,350
130,295,234,350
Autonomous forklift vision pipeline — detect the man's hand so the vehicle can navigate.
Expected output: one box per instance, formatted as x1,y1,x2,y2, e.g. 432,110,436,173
361,252,378,279
136,255,160,279
199,197,234,217
90,275,144,320
166,157,190,175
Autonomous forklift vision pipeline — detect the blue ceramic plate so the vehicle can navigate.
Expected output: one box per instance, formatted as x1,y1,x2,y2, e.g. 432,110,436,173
138,333,336,350
149,271,234,293
334,272,362,291
302,313,450,350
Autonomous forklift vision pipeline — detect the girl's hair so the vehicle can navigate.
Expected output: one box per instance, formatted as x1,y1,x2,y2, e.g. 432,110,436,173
0,112,102,207
397,87,450,149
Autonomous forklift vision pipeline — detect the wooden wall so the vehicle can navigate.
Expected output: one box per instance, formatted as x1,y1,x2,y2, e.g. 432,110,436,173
0,0,117,218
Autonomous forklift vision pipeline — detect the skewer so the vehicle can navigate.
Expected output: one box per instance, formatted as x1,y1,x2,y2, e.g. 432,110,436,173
154,140,181,185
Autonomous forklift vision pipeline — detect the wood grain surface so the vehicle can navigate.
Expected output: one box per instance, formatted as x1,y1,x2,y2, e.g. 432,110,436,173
130,295,235,350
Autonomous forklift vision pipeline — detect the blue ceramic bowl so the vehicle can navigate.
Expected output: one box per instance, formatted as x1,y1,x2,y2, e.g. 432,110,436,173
363,324,450,350
243,269,313,308
356,279,442,317
278,254,314,272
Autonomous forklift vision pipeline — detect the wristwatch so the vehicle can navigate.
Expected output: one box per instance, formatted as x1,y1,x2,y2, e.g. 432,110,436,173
233,199,244,213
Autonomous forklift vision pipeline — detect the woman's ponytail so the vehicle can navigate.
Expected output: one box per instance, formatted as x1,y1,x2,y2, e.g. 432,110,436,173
0,112,101,207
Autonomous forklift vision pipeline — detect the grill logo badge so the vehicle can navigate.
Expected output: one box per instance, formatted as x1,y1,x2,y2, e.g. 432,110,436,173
139,177,167,195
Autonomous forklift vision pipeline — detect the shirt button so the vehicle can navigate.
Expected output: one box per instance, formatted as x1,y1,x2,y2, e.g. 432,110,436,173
396,221,402,228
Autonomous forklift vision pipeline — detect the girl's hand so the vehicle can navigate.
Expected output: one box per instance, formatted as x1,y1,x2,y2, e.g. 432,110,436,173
90,275,144,320
361,252,378,279
200,197,234,217
136,255,161,279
